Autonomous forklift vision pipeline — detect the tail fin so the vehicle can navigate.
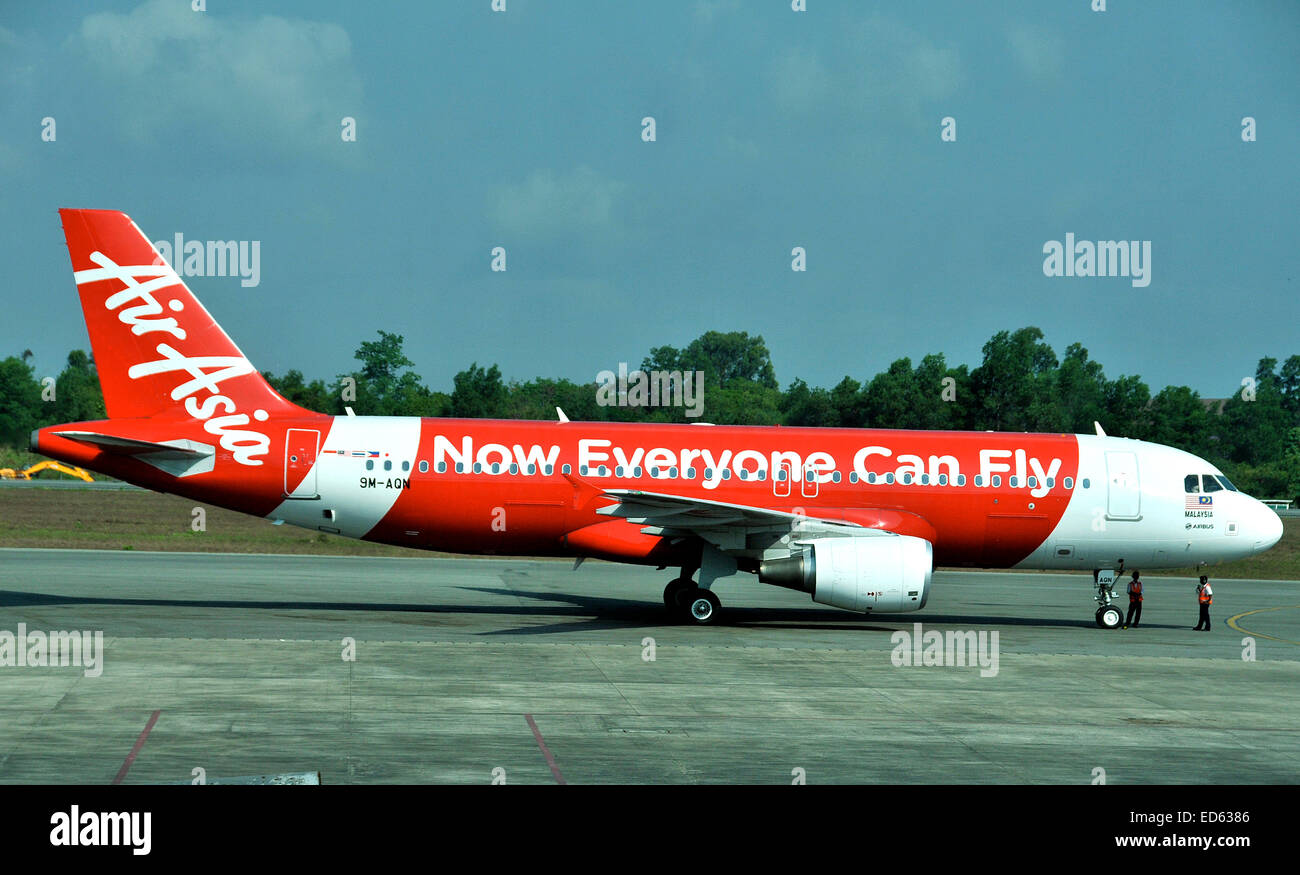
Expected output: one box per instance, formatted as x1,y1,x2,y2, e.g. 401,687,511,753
58,209,305,421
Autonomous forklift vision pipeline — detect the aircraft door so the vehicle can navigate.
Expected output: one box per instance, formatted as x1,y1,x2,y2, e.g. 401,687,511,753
285,428,321,499
1105,451,1140,519
774,460,793,498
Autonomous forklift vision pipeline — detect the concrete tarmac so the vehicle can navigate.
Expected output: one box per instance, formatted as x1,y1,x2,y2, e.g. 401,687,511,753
0,548,1297,784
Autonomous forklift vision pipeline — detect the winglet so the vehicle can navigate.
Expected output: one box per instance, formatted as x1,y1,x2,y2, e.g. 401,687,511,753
1094,421,1107,437
556,407,569,423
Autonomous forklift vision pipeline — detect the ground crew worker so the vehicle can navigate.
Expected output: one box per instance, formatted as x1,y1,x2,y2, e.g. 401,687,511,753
1194,575,1213,631
1124,570,1143,628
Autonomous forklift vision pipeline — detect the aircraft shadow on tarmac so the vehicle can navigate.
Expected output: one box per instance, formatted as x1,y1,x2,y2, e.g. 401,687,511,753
0,587,1119,635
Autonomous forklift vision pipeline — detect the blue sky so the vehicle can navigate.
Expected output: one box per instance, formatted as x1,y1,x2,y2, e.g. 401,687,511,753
2,0,1298,399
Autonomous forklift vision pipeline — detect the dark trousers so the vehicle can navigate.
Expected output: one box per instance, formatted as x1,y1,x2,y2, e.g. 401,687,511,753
1195,604,1211,630
1126,599,1142,626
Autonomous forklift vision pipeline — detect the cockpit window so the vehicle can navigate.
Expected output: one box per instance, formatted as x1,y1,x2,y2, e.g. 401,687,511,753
1184,474,1200,493
1201,474,1223,494
1216,475,1238,492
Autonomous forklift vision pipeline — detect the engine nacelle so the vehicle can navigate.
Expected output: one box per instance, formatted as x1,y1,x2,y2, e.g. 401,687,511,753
758,535,933,613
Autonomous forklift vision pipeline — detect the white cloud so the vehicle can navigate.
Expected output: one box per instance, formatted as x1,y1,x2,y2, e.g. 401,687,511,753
66,0,362,154
770,47,831,111
1006,22,1065,82
769,17,961,116
489,166,628,240
694,0,742,26
853,17,961,103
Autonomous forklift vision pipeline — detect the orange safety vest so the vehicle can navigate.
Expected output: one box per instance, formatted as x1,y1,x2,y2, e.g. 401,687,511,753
1129,581,1143,601
1198,586,1213,605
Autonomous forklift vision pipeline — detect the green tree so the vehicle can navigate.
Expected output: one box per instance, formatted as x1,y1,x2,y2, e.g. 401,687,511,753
451,363,508,418
647,331,779,390
1217,357,1291,465
969,327,1059,432
0,355,42,445
1102,373,1151,439
264,369,332,414
781,378,839,427
50,349,106,425
1146,386,1215,456
337,331,440,416
506,377,604,422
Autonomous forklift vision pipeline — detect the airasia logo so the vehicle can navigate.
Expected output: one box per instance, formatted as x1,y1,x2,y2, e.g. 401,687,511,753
73,251,271,466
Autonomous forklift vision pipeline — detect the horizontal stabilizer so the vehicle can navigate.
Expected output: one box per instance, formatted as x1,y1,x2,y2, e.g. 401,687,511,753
51,431,215,478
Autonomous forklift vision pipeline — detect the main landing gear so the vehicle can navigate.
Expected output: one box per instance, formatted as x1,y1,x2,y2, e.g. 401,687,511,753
662,577,722,626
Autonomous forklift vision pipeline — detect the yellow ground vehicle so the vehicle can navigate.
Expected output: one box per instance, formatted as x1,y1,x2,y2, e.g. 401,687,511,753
0,460,95,481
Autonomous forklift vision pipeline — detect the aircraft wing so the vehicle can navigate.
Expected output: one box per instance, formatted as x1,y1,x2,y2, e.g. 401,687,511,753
597,488,869,530
594,487,903,556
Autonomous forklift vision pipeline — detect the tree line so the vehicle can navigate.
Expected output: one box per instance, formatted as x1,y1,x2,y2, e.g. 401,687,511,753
2,327,1298,501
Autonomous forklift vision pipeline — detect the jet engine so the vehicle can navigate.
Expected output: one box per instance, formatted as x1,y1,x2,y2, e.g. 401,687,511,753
758,534,933,613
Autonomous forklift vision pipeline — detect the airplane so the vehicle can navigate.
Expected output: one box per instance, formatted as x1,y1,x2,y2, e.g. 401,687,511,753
30,209,1285,629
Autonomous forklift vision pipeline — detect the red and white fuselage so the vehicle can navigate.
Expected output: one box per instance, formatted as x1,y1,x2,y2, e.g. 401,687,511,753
32,210,1284,622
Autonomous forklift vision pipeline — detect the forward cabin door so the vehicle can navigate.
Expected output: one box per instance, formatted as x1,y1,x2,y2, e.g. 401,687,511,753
1105,450,1141,520
284,428,321,499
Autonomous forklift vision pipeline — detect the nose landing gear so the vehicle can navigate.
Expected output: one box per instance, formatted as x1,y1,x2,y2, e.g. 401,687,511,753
1093,565,1124,629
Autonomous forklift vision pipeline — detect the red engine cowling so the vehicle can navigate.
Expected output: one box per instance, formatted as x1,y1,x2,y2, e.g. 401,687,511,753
758,535,933,613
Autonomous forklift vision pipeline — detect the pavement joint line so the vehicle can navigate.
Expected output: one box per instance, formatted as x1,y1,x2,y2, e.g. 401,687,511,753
524,714,566,785
112,709,161,785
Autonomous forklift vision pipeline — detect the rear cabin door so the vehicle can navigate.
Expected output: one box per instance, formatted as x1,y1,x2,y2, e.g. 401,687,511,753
284,429,321,499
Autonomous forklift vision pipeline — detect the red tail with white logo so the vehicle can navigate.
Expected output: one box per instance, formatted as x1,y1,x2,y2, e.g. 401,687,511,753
32,209,327,515
58,208,303,423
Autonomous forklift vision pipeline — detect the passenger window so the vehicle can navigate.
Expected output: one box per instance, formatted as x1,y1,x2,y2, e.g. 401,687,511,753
1202,475,1223,493
366,460,374,471
384,460,392,471
418,461,428,473
1184,474,1200,493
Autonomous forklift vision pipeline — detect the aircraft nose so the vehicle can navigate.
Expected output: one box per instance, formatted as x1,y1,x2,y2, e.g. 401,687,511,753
1253,504,1284,553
